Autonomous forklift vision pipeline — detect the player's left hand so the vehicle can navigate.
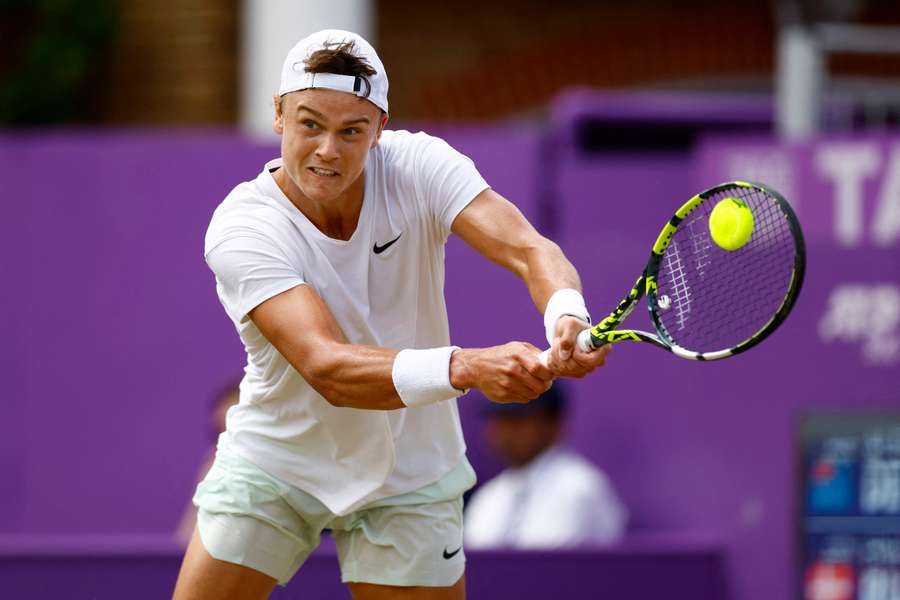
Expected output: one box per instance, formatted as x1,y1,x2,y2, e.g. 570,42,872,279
546,315,611,378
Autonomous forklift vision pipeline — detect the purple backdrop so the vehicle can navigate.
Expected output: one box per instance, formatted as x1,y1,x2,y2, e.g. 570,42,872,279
1,122,898,600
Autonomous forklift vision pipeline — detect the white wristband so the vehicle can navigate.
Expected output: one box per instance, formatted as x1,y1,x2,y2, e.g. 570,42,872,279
543,288,591,345
392,346,466,408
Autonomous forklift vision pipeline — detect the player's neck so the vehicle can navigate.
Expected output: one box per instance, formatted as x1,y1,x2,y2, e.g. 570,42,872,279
275,168,366,241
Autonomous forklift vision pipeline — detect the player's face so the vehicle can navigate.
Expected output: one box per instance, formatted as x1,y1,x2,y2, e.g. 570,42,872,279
274,89,387,208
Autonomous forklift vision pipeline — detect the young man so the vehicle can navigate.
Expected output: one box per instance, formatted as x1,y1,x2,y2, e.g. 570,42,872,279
173,29,610,600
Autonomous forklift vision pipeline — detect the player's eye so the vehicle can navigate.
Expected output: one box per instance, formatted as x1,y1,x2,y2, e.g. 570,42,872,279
342,127,360,135
302,120,319,130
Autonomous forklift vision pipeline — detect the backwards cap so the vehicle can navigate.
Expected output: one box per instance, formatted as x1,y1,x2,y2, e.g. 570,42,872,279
278,29,389,113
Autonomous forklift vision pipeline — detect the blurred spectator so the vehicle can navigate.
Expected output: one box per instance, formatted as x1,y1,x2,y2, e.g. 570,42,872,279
465,384,627,549
174,378,241,545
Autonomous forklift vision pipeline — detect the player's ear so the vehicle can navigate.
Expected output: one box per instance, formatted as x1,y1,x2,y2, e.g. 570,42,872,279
273,94,285,135
371,112,389,148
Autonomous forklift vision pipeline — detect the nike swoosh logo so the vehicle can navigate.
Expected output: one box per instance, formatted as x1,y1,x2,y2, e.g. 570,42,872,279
442,546,462,560
373,232,402,254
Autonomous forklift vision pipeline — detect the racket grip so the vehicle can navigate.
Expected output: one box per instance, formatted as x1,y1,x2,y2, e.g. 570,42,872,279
537,329,596,367
577,328,595,351
537,349,551,367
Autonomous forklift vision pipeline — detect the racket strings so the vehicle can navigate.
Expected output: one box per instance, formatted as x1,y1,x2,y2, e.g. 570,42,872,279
688,219,713,277
655,185,798,352
662,239,693,332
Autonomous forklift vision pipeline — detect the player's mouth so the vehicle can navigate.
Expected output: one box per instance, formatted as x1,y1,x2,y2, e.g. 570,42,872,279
308,166,339,178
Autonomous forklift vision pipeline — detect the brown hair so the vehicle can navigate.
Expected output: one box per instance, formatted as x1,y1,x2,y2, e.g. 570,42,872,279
305,41,376,79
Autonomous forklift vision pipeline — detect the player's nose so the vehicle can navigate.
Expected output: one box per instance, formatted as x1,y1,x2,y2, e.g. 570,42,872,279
315,133,340,161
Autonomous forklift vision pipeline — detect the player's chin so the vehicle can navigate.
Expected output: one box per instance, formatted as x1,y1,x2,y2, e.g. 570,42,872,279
302,177,344,201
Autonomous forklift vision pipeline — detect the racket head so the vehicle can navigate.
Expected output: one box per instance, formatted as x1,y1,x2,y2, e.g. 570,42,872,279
644,181,805,359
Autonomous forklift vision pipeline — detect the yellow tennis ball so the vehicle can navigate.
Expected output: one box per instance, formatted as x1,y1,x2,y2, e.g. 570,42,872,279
709,197,754,251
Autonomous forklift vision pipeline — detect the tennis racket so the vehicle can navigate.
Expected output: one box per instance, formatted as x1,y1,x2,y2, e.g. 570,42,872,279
539,181,805,363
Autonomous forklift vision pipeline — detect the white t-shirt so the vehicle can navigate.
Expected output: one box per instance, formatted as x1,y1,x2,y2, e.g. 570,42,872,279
204,130,490,515
464,446,628,549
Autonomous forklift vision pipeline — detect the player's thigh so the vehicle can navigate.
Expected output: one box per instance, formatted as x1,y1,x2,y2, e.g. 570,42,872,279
347,574,465,600
172,527,277,600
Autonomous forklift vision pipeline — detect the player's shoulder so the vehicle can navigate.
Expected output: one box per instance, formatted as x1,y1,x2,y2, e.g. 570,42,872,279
205,167,292,252
211,180,284,229
377,129,454,162
380,128,445,147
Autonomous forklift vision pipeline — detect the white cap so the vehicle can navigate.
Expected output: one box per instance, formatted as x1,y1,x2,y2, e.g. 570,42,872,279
278,29,389,114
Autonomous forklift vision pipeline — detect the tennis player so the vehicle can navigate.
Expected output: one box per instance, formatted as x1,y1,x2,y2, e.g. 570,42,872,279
172,29,610,600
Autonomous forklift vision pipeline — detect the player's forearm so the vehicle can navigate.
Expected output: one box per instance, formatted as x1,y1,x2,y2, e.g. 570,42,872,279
297,343,406,410
517,238,584,313
249,286,408,410
452,190,582,308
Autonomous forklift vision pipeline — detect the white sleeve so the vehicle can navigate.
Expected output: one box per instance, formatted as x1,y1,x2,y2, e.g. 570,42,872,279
412,135,490,238
205,234,304,324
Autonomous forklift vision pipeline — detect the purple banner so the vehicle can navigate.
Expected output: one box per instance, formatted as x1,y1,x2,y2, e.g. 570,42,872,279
695,133,900,250
691,133,900,600
695,134,900,368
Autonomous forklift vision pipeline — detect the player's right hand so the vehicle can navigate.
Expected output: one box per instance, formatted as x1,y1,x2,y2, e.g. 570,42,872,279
450,342,554,404
546,316,612,378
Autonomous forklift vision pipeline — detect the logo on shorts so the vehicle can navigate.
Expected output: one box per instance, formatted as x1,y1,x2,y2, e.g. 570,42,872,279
442,545,462,559
373,232,402,254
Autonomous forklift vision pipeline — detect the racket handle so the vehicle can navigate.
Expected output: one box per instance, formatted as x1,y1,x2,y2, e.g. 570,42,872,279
537,329,596,367
577,328,596,351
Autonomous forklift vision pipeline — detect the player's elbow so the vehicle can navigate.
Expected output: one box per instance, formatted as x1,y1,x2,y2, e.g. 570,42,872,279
518,237,563,276
534,236,563,257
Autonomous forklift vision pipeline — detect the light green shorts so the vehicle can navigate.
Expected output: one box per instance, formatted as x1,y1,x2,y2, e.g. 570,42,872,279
193,446,476,587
